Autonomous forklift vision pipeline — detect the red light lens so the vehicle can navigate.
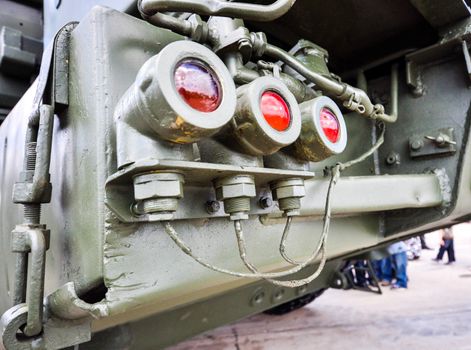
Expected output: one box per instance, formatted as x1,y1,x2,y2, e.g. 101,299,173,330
174,60,221,113
261,91,291,132
320,107,340,143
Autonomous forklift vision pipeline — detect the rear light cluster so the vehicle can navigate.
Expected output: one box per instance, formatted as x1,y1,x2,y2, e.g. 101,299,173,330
114,40,349,224
121,40,347,161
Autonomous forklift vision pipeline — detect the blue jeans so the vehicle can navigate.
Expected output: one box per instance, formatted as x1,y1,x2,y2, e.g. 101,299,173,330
382,252,408,288
436,239,455,262
372,259,384,281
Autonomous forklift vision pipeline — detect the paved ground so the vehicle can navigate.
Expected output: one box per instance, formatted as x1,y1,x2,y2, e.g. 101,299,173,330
170,224,471,350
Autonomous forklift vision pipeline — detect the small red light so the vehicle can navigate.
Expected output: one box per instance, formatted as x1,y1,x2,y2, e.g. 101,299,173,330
320,107,340,143
174,60,221,113
261,91,291,132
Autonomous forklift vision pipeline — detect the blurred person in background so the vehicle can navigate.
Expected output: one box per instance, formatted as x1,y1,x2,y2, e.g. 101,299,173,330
433,226,455,265
420,235,432,250
381,241,409,290
406,236,421,260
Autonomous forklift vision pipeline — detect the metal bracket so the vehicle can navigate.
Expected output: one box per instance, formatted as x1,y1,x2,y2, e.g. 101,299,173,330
105,159,314,223
409,128,457,158
405,19,471,96
0,26,42,79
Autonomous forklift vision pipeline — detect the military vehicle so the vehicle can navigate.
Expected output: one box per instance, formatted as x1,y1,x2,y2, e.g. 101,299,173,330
0,0,470,348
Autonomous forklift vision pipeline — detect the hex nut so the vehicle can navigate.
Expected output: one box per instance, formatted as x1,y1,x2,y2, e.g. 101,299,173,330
410,139,423,151
215,182,256,200
214,175,256,201
259,197,273,209
273,185,306,200
206,200,221,214
133,173,184,201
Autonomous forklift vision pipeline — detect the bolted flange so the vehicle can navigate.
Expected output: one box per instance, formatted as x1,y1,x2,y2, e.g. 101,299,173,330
271,177,305,216
214,175,256,220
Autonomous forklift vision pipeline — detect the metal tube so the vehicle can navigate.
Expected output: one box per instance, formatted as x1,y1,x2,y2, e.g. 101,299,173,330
225,52,315,101
142,12,193,37
139,0,296,22
264,44,398,123
224,52,261,84
374,64,399,123
264,44,344,95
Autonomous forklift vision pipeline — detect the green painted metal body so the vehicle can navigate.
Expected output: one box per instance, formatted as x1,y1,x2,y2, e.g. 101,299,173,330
0,1,471,349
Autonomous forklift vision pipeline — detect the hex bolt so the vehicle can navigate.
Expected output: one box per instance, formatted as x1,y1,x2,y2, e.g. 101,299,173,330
132,172,184,220
259,196,273,209
410,139,423,151
205,200,221,214
214,175,256,221
238,38,253,59
271,178,305,217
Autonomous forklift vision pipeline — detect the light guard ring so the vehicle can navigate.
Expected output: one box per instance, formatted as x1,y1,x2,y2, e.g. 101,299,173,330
133,40,237,143
233,76,302,156
294,96,347,161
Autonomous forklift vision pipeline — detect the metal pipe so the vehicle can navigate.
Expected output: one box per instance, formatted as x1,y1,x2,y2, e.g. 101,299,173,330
224,52,261,84
377,64,399,123
141,12,193,37
139,0,296,22
263,44,398,123
341,48,415,80
225,52,315,102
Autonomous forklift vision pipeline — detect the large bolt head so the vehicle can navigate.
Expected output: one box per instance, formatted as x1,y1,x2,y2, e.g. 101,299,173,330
273,185,306,200
271,178,306,200
215,182,256,200
133,173,184,201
